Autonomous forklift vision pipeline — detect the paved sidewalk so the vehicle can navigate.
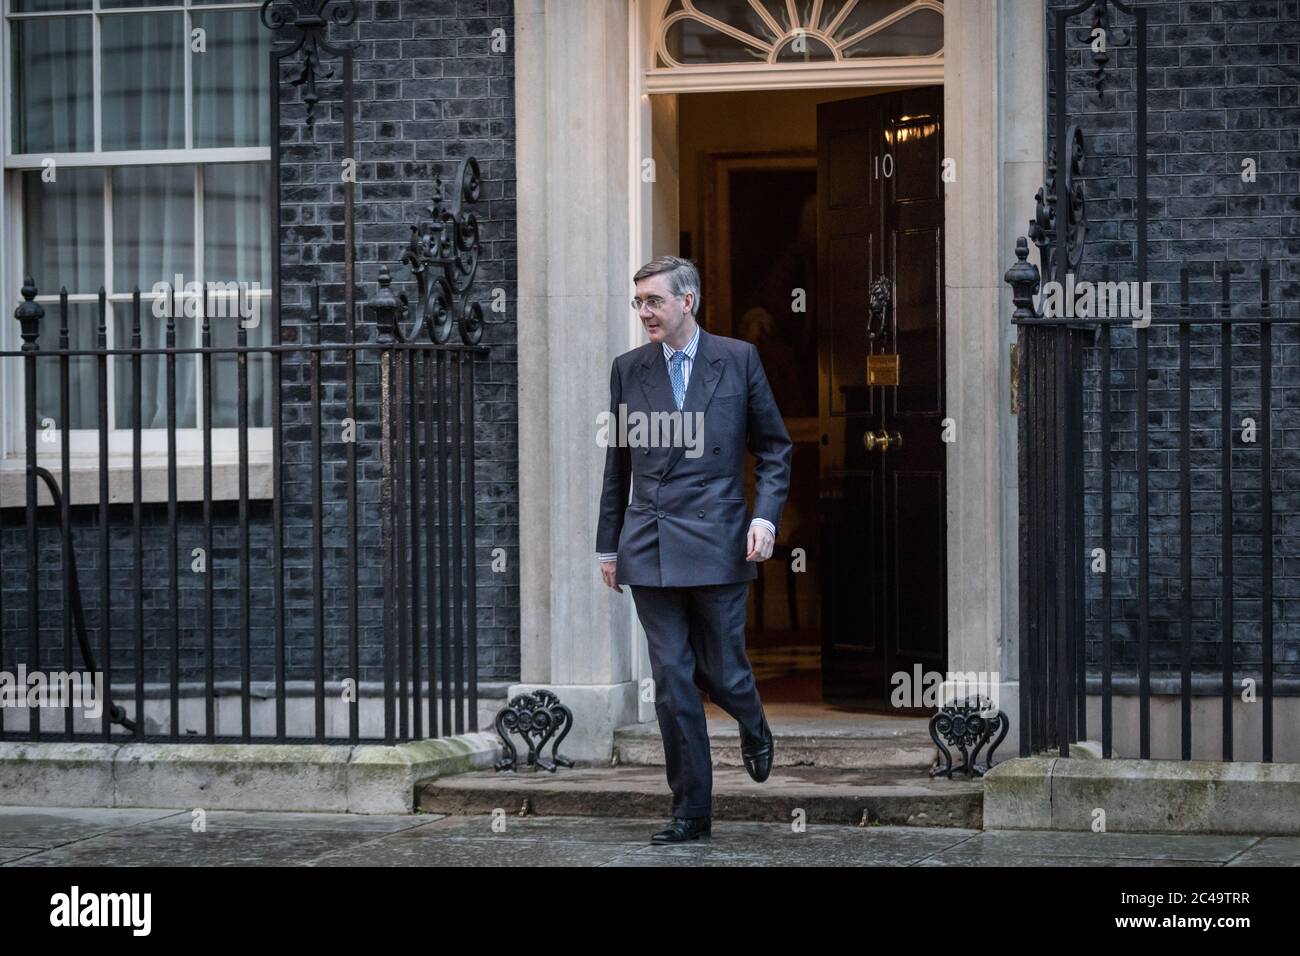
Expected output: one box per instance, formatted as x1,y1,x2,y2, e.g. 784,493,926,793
0,807,1297,866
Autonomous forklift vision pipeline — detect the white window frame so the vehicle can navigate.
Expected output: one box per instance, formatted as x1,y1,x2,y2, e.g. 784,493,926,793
0,0,273,495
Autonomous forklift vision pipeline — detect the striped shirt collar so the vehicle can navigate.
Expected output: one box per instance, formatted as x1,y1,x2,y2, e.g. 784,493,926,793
662,324,700,363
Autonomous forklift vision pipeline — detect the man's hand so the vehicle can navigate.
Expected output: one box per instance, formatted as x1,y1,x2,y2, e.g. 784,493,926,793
600,559,622,592
745,524,775,562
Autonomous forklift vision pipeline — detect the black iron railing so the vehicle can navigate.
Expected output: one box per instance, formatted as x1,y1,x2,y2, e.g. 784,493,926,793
1011,248,1297,761
0,264,486,746
1008,0,1299,762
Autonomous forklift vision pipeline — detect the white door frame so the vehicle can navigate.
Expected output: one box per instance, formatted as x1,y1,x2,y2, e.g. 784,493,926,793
512,0,1042,752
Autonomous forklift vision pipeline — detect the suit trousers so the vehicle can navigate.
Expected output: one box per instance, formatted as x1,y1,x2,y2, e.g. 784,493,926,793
630,581,769,818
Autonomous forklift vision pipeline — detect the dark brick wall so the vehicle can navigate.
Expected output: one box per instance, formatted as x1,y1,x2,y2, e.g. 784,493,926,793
274,0,519,685
1,0,519,690
1043,0,1300,675
1,501,280,682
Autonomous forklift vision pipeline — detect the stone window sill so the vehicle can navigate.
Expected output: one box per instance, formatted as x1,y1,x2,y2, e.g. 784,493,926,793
0,452,274,507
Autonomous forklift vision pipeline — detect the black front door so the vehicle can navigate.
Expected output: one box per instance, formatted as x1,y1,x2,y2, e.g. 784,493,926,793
816,87,947,707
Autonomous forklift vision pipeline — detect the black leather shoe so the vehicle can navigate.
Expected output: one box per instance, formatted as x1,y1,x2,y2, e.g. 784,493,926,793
740,719,774,783
650,815,711,844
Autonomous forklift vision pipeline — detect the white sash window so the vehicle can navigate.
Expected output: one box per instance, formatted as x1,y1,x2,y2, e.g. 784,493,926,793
2,0,272,482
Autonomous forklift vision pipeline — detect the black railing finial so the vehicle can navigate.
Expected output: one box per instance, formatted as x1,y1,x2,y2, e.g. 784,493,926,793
15,275,43,350
372,264,404,344
1005,237,1041,321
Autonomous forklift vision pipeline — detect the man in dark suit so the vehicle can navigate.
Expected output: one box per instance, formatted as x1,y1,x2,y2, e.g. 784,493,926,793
597,255,793,844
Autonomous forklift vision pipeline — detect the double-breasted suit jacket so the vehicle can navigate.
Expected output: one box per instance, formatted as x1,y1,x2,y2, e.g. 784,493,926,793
597,327,793,587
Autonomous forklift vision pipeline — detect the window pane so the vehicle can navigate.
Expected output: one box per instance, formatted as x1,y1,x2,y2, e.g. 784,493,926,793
112,165,195,293
694,0,778,40
11,0,92,11
842,10,943,57
210,307,271,428
665,18,768,63
101,13,185,150
791,0,816,29
10,17,94,153
830,0,919,42
113,298,197,429
193,10,271,148
756,0,797,31
23,168,104,295
34,302,101,431
203,163,272,289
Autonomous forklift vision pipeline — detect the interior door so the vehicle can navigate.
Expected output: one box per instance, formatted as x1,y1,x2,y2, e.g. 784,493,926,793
817,87,946,707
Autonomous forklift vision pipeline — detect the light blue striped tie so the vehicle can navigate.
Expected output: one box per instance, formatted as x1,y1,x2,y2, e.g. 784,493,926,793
669,350,687,410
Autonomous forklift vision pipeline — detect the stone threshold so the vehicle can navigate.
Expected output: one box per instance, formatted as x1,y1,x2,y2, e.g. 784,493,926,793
0,733,503,815
613,717,940,771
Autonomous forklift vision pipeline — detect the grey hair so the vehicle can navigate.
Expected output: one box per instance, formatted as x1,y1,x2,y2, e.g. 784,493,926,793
633,255,701,316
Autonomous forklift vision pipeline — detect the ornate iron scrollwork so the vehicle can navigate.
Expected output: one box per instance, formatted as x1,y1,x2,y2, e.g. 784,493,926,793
866,274,892,343
400,158,486,346
1073,0,1130,97
1029,122,1087,291
260,0,358,127
1010,2,1117,314
1013,122,1087,318
929,696,1009,780
494,690,575,773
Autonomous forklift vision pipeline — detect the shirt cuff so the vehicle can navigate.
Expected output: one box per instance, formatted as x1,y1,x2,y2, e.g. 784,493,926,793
596,552,618,562
749,518,776,537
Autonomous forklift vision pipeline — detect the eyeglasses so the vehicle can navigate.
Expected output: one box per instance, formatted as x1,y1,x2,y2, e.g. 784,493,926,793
631,293,681,312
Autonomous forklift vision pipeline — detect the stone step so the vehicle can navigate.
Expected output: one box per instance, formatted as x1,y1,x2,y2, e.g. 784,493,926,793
613,717,940,771
418,765,983,828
